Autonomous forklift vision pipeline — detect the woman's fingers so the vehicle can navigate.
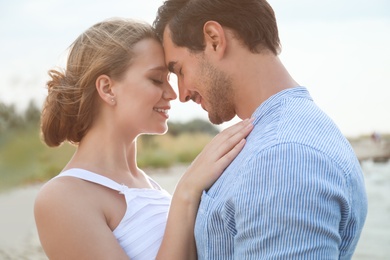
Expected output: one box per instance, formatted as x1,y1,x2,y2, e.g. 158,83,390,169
213,118,254,145
212,138,247,174
179,118,254,195
204,118,254,162
217,118,254,157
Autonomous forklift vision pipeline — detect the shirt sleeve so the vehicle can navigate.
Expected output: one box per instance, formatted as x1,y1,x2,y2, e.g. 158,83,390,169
233,143,350,259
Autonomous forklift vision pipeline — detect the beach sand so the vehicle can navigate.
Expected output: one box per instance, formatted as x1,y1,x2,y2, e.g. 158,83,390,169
0,163,389,259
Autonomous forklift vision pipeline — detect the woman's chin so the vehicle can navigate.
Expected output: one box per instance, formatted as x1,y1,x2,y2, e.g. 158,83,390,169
150,125,168,135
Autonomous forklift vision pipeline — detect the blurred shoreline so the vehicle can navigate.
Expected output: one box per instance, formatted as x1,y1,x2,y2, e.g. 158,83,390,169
1,162,389,259
350,137,390,163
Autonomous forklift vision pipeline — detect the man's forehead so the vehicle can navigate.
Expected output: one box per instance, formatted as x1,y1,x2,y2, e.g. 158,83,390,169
162,27,173,48
162,27,177,70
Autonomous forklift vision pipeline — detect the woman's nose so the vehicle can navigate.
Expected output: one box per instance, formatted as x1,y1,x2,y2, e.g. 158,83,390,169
163,82,177,101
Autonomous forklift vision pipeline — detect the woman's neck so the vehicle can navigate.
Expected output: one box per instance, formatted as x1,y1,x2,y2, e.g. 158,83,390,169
64,128,140,178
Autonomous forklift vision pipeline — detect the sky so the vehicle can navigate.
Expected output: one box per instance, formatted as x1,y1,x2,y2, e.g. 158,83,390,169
0,0,389,137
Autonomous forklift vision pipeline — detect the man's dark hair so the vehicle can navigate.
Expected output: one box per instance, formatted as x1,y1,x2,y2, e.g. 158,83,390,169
153,0,281,55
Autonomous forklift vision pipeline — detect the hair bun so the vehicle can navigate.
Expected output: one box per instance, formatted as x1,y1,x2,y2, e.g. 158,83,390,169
47,69,66,93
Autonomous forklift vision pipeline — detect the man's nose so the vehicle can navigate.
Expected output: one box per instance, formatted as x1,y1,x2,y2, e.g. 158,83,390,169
178,85,192,103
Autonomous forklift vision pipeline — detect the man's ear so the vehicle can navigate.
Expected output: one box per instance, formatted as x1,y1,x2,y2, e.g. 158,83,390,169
96,75,116,105
203,21,227,58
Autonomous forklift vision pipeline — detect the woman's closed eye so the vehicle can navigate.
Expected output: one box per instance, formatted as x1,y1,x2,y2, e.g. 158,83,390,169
151,78,164,85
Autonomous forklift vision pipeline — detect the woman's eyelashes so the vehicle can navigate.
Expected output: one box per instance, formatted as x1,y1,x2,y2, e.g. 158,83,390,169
149,71,169,85
151,78,164,85
150,74,164,85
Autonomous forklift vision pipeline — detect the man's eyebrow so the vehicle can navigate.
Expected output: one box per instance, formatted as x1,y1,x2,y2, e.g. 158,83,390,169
167,61,177,73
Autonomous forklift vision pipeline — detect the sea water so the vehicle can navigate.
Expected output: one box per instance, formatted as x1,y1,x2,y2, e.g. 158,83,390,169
353,160,390,259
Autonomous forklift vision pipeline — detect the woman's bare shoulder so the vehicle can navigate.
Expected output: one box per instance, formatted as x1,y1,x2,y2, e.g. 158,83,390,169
33,175,105,236
33,176,122,259
35,176,89,209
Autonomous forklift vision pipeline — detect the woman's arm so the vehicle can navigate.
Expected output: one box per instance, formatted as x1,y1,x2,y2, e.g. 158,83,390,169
156,118,254,260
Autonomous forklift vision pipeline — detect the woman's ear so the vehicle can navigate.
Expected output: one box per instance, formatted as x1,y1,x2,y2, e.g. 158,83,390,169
96,75,116,105
203,21,227,58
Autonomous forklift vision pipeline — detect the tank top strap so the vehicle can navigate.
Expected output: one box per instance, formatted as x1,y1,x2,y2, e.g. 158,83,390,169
148,177,163,190
55,168,123,192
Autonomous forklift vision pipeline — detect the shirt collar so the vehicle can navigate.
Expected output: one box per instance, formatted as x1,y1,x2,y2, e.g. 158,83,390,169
251,86,312,124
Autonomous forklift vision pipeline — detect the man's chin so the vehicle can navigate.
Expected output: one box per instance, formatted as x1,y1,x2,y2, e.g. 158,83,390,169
207,113,221,125
208,113,235,125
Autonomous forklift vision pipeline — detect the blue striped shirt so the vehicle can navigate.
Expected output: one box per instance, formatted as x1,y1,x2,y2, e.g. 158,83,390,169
194,87,367,259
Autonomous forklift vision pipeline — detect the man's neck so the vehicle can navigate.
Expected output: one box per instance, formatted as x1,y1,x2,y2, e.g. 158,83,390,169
231,52,299,119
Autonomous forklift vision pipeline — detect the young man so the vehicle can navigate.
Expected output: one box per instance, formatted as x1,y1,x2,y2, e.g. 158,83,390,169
154,0,367,258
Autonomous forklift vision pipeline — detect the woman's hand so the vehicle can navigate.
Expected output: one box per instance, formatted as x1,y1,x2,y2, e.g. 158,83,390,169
176,118,254,201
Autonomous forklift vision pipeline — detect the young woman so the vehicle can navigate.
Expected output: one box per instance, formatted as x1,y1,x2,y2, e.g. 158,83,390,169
34,18,253,259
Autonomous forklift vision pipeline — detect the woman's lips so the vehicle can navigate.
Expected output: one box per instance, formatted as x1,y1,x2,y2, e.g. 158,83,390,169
153,107,170,118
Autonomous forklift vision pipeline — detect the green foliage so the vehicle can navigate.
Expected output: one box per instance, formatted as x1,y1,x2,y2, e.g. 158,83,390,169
0,100,41,134
0,102,24,131
137,133,213,168
137,149,176,168
0,125,76,191
24,100,42,125
0,100,218,191
167,118,219,136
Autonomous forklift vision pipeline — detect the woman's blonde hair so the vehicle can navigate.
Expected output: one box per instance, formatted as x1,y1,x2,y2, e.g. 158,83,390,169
41,18,158,147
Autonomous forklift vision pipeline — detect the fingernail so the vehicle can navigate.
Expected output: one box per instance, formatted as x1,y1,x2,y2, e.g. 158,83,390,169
246,121,254,129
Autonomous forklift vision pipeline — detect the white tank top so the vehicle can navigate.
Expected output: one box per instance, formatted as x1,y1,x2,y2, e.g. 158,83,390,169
55,168,171,259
